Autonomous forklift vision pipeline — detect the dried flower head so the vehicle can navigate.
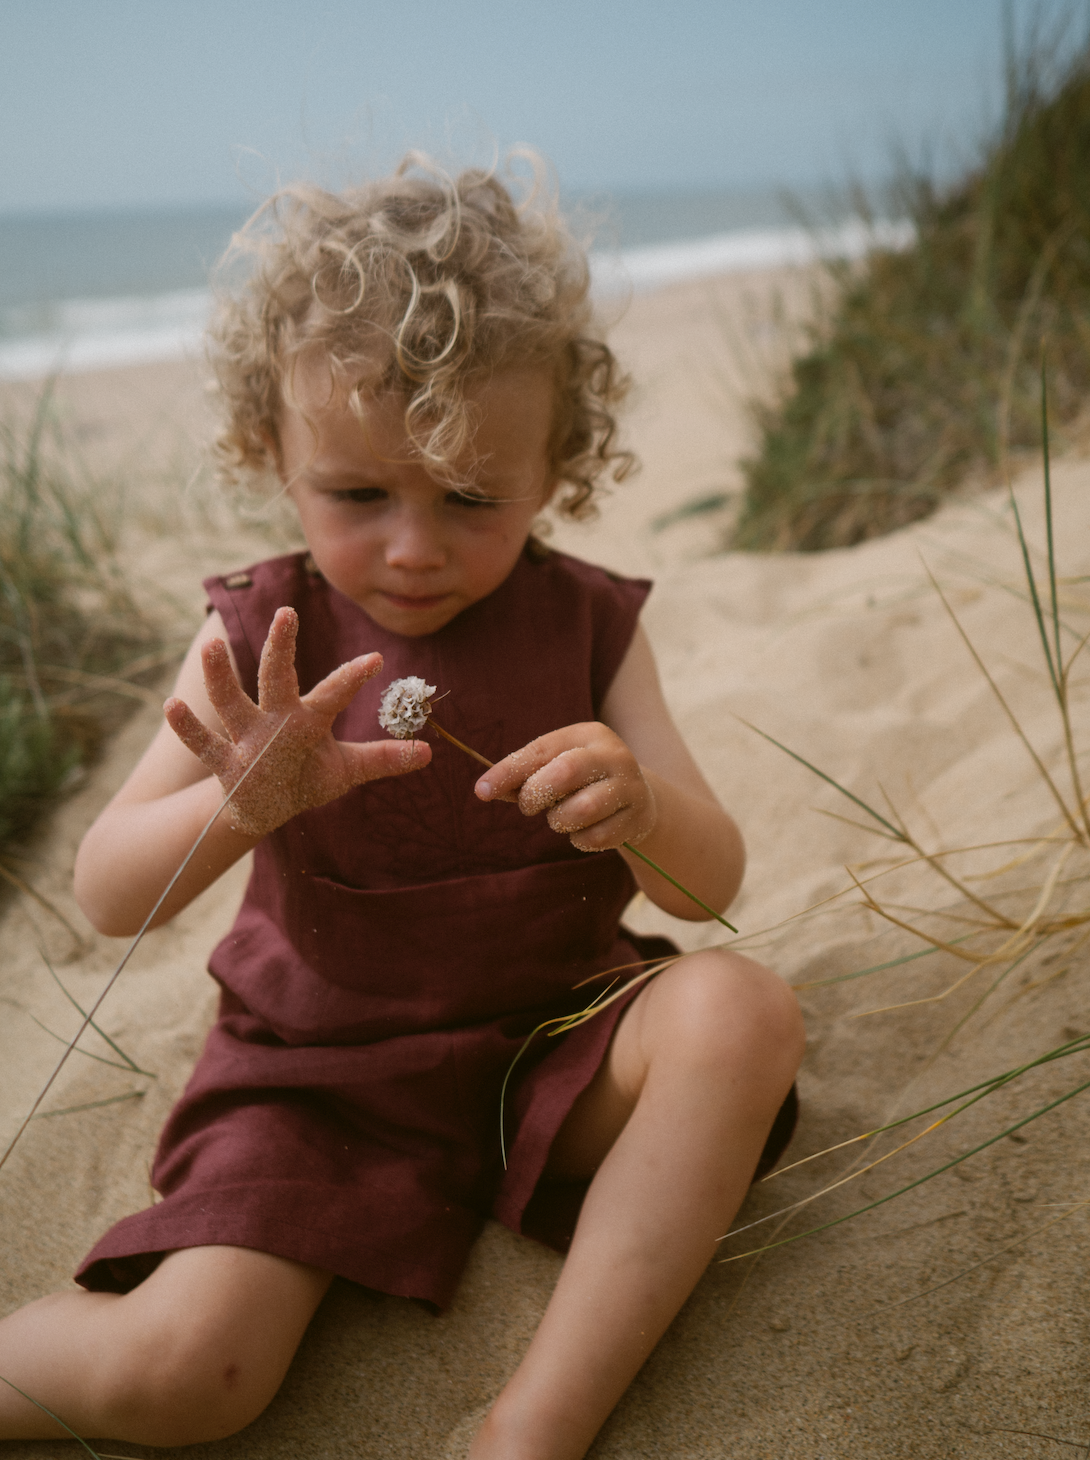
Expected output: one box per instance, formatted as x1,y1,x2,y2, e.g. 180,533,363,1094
378,676,436,738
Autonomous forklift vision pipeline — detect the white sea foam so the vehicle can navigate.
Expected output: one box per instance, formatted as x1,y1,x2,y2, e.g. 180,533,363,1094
0,287,211,380
0,220,913,382
588,217,914,296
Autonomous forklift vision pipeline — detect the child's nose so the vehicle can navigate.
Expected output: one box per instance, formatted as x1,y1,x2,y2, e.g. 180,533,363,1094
384,507,447,571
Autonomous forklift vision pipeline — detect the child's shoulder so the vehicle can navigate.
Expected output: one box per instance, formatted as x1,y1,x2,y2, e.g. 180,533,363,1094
521,539,651,607
515,544,652,705
203,549,318,606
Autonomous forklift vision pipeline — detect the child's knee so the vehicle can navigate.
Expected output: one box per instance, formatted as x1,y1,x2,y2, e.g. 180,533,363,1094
96,1309,284,1444
657,950,804,1086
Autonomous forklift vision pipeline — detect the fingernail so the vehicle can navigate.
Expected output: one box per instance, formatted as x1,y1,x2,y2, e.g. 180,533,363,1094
476,779,492,799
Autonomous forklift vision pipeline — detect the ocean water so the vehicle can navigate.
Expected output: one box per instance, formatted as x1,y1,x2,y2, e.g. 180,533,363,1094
0,186,905,381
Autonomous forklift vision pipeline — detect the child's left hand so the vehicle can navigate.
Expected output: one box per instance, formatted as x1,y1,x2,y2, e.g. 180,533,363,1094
475,723,656,852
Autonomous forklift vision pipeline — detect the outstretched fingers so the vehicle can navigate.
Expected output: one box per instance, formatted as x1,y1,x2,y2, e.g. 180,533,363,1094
256,607,302,713
303,652,384,720
164,697,234,778
340,737,433,786
201,638,261,740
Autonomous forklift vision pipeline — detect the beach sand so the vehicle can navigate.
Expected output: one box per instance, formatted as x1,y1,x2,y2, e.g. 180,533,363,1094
1,264,1088,1458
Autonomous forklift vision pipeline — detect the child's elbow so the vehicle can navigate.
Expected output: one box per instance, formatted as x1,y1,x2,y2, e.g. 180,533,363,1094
73,869,131,938
709,821,745,917
73,838,140,938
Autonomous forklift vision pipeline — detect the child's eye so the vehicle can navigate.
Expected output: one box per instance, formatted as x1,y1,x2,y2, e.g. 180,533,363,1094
447,490,499,510
332,487,387,505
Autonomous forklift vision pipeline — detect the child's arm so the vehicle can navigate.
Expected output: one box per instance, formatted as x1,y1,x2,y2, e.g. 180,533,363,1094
74,607,431,937
474,624,743,920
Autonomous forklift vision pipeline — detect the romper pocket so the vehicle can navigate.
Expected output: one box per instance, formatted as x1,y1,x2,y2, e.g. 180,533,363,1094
281,852,635,1037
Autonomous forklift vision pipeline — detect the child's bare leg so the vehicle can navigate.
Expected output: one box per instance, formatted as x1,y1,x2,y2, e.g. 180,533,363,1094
0,1245,332,1445
472,949,804,1460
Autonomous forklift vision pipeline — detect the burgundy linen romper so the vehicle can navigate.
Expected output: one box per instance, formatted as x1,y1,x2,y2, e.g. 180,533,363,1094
77,544,795,1310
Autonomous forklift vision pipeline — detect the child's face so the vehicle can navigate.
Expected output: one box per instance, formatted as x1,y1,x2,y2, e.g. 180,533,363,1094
279,364,557,637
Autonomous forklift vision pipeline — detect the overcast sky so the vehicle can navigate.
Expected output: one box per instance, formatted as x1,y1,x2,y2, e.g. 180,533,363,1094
1,0,1078,215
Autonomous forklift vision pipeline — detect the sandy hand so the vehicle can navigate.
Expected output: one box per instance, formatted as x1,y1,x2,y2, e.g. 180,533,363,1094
164,606,432,838
474,721,656,853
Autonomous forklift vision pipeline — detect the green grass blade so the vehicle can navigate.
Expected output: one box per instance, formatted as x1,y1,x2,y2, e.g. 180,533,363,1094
0,1373,104,1458
1041,355,1062,680
1008,485,1061,698
622,842,739,933
924,561,1082,838
748,1030,1090,1208
32,1090,144,1120
722,1071,1090,1262
941,938,1042,1044
768,1034,1090,1185
796,933,981,989
498,959,675,1166
498,1016,567,1169
40,953,154,1076
858,1199,1089,1318
25,1012,151,1075
0,716,290,1179
735,716,904,840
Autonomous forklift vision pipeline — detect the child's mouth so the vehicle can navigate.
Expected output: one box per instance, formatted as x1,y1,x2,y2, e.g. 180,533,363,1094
380,591,450,611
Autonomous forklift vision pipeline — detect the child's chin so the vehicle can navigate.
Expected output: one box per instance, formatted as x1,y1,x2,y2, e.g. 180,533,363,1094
365,594,464,636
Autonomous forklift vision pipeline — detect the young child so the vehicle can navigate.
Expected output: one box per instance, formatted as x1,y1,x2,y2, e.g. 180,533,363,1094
0,157,804,1460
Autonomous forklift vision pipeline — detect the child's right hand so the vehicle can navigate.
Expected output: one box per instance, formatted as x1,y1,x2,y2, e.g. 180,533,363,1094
164,606,431,839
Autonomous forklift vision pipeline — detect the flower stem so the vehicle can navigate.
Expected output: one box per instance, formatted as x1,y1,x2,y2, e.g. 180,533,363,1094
429,717,495,769
431,715,739,933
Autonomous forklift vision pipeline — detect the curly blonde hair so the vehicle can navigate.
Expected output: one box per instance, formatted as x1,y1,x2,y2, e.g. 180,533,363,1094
208,153,635,518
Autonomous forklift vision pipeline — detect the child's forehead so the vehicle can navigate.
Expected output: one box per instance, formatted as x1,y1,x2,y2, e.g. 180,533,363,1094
281,358,556,450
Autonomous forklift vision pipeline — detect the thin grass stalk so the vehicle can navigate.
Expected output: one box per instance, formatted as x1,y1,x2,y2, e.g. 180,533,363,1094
940,941,1043,1046
498,992,621,1169
499,954,678,1167
742,717,1030,928
0,1374,104,1460
924,562,1083,840
737,845,1085,970
876,792,1018,928
0,717,289,1178
795,938,967,990
1041,358,1062,677
720,1072,1090,1262
0,860,89,954
40,954,153,1075
621,842,739,932
856,1195,1090,1319
735,716,903,838
858,842,1076,1015
1039,370,1090,842
25,1013,150,1075
430,713,738,930
766,1031,1090,1184
995,222,1072,482
32,1090,144,1120
845,849,1073,1009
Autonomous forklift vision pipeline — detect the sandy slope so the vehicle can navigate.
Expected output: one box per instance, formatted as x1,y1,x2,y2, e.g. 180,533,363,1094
1,266,1089,1458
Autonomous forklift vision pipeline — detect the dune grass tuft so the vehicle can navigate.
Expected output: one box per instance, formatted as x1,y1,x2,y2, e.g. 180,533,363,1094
717,364,1090,1276
734,19,1090,551
0,382,161,859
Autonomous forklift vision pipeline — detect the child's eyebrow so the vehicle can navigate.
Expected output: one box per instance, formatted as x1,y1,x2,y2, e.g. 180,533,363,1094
304,465,385,487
